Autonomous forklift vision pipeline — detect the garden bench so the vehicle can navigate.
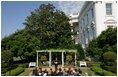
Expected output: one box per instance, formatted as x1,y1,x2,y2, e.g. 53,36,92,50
80,62,87,67
29,62,36,68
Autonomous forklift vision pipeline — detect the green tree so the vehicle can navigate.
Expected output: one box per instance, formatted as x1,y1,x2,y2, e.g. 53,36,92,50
1,50,13,73
86,27,117,60
86,39,102,60
75,44,84,60
97,27,117,48
23,3,74,49
1,29,40,61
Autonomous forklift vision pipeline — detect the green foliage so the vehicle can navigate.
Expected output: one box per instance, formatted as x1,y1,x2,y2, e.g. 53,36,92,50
1,50,13,73
23,3,74,49
18,63,29,68
86,27,117,61
103,64,117,73
38,61,42,66
102,44,113,53
103,51,116,62
86,39,102,60
103,70,116,76
112,44,117,53
18,69,33,76
86,61,101,67
5,67,24,76
1,29,40,61
91,66,116,76
66,55,72,61
102,52,117,73
91,66,103,75
97,27,117,48
75,44,84,60
41,56,47,61
1,50,13,63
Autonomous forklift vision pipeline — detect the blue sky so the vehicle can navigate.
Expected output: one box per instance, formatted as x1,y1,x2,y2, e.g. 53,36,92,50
1,1,84,39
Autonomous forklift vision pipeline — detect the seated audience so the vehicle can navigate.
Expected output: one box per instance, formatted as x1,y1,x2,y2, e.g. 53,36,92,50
58,68,63,76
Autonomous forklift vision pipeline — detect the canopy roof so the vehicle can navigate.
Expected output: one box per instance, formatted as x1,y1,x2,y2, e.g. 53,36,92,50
36,49,77,52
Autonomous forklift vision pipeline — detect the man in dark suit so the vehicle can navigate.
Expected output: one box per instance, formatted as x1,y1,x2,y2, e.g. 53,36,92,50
54,57,58,71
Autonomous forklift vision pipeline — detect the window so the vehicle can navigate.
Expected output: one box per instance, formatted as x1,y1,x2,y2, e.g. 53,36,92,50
106,3,112,15
87,14,89,23
91,8,94,18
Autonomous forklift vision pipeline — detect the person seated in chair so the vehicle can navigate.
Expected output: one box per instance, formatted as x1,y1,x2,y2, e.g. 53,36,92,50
44,69,48,76
58,68,63,76
48,68,53,76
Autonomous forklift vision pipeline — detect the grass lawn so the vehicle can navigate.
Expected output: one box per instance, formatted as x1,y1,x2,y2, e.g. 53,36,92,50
81,69,98,76
18,69,33,76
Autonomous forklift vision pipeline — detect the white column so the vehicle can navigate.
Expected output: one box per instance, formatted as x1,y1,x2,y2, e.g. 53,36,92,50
49,52,52,67
75,52,77,67
62,52,64,67
37,52,38,68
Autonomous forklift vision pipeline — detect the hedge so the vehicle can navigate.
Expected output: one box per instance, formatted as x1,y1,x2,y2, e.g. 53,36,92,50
5,67,24,76
104,70,116,76
103,51,116,62
91,66,103,75
103,65,117,73
91,66,116,76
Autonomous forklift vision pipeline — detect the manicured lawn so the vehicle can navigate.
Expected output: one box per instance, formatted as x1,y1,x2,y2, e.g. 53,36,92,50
18,69,33,76
81,69,98,76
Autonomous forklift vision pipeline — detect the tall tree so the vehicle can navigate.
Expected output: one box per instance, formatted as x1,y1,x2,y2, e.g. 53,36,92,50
23,3,74,49
1,29,40,61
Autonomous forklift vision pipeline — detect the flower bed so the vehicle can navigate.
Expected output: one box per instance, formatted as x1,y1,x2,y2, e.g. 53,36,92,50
39,66,49,68
64,65,75,68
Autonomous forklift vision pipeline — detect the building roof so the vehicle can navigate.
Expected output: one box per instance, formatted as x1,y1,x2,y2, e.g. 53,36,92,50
78,1,90,19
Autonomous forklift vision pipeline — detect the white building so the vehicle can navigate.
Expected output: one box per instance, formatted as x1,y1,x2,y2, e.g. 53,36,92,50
68,12,79,44
78,1,117,49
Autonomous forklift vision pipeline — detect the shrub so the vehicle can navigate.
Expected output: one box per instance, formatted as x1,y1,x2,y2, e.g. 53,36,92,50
103,52,117,73
91,66,103,75
103,64,117,73
103,51,116,62
5,67,24,76
91,66,117,76
86,61,101,67
38,61,42,66
66,55,72,61
104,70,116,76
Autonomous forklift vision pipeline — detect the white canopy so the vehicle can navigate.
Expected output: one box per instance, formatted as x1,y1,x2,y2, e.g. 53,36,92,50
36,50,77,68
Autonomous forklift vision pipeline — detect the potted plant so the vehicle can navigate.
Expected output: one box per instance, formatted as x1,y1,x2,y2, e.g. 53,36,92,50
41,56,47,66
66,55,72,66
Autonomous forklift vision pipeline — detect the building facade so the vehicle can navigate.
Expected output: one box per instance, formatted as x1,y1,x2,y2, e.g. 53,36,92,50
78,1,117,49
68,12,79,44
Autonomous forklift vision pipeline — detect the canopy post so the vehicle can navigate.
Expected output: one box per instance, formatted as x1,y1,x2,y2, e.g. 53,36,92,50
75,52,77,67
36,51,38,68
62,52,64,67
49,52,52,67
